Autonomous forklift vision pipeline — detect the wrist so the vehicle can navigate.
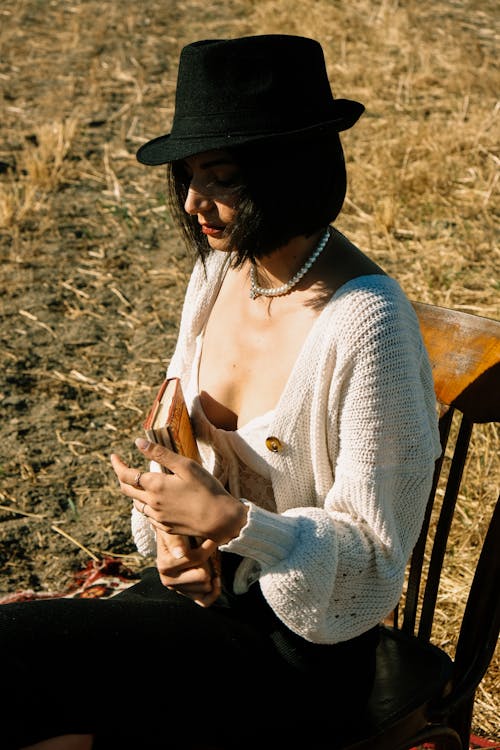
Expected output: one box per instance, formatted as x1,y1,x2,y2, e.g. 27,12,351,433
216,497,249,545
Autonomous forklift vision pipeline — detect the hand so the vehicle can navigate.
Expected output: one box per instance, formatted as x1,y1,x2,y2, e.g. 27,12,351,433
110,438,248,545
154,526,221,608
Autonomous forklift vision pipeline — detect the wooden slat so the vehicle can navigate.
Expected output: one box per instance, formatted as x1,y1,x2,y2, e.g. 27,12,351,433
412,301,500,421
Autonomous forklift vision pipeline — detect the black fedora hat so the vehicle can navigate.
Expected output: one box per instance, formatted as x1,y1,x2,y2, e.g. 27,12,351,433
136,34,364,166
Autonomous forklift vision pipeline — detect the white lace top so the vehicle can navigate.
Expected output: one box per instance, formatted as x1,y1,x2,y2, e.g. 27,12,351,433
186,331,277,515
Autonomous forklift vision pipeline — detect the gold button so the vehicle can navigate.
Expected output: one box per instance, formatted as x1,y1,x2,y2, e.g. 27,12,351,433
265,436,283,453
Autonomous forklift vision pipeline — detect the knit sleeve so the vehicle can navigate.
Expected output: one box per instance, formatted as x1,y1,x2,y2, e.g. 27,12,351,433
223,282,442,643
131,505,156,557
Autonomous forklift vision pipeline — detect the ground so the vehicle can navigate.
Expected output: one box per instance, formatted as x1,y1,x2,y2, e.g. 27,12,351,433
0,0,498,738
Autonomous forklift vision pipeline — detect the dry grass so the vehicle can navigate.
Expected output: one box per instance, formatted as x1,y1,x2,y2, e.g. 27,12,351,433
0,0,498,740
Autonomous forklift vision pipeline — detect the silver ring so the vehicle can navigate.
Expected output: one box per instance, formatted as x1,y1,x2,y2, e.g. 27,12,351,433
133,471,144,489
141,502,148,516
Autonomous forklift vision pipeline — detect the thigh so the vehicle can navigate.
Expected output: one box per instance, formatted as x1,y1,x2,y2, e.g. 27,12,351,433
0,572,285,748
0,567,378,749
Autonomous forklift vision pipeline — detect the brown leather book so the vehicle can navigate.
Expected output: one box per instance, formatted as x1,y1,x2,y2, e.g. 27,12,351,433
143,377,201,464
143,377,220,576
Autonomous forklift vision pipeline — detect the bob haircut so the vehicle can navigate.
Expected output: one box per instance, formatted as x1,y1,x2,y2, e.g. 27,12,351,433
166,130,347,267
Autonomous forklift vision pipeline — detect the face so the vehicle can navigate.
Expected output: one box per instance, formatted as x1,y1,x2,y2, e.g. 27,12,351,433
181,149,242,251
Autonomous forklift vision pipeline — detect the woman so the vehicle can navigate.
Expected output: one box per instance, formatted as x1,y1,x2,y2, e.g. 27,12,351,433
0,35,441,750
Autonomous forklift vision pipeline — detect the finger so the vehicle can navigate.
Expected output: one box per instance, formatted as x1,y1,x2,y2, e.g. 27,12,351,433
163,580,213,595
110,454,149,493
156,530,192,560
155,528,219,566
162,575,220,607
110,453,138,485
194,576,222,608
109,453,128,483
158,565,213,589
134,438,191,474
197,537,219,557
110,453,129,473
133,499,153,519
168,586,219,607
157,545,209,575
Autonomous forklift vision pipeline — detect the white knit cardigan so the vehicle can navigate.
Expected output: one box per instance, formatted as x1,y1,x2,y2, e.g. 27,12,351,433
132,249,442,644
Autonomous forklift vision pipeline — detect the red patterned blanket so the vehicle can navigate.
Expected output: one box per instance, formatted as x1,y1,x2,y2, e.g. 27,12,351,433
0,556,138,603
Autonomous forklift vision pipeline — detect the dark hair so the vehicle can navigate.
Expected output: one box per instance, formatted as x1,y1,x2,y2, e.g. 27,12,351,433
167,129,347,266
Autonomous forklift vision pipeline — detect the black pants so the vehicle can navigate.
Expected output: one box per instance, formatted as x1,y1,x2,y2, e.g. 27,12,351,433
0,553,379,749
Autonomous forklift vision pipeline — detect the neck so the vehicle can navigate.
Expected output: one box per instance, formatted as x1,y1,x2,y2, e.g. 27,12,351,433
250,227,330,299
252,229,328,288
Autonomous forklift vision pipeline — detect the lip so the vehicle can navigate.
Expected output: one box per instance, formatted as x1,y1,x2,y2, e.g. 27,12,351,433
200,224,225,237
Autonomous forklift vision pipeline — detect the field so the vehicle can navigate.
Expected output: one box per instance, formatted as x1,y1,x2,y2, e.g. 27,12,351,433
0,0,498,739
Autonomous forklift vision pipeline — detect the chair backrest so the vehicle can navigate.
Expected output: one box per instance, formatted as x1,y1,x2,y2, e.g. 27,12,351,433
397,301,500,709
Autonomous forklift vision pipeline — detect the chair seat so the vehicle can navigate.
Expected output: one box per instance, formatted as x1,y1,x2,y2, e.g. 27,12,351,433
339,626,454,749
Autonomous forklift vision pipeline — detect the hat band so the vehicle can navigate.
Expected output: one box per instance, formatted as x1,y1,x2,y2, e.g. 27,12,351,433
170,106,342,140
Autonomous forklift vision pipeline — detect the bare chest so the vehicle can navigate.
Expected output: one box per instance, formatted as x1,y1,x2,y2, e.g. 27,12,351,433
198,292,319,429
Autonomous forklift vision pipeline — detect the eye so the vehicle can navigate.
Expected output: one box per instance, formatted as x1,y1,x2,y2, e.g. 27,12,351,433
215,176,240,188
211,170,243,189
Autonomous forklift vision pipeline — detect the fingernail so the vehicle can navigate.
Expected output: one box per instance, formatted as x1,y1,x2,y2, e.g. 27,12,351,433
172,548,184,559
135,438,150,450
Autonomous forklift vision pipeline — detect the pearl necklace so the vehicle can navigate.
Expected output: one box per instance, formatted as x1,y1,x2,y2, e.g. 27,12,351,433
249,227,331,299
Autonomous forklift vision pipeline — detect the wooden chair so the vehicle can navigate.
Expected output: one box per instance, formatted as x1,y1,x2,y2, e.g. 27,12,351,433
335,301,500,750
195,302,499,750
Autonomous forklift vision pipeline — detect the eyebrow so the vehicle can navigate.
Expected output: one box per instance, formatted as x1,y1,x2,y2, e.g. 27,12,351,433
183,157,236,170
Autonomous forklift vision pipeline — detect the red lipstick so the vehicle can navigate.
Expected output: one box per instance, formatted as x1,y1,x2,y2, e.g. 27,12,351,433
201,224,224,237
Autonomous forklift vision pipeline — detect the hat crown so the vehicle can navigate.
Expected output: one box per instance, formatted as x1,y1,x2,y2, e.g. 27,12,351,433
174,36,334,128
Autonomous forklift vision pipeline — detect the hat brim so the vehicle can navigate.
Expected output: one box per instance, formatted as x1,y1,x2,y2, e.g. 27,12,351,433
136,100,365,166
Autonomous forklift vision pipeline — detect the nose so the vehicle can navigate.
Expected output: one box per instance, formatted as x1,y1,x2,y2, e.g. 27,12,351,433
184,185,213,216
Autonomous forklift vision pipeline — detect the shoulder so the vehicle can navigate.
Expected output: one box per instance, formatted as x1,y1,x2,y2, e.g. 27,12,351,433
334,273,410,308
324,275,423,354
334,275,417,326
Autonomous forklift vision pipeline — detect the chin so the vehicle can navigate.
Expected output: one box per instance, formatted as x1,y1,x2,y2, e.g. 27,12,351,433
207,236,232,253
